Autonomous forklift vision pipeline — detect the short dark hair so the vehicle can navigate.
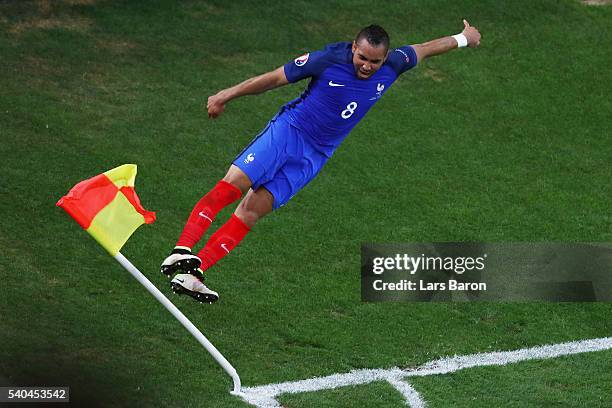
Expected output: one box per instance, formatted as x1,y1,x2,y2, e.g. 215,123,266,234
355,25,390,51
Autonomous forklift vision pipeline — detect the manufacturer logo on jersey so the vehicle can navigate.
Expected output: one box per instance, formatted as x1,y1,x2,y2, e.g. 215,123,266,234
294,53,309,66
328,80,345,87
244,153,255,164
220,243,230,253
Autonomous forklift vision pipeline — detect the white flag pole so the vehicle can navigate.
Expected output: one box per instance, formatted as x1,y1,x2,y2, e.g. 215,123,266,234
114,252,243,396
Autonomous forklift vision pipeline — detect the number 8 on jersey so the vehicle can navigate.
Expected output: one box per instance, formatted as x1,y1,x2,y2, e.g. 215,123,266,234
341,101,358,119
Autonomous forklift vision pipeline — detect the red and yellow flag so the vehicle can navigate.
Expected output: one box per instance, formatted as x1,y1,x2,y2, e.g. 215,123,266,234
57,164,156,255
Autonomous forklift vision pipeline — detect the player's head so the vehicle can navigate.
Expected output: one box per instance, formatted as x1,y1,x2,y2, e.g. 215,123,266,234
352,25,390,79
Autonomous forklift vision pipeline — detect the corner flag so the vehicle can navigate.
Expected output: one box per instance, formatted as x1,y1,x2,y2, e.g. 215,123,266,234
56,164,156,255
57,164,243,396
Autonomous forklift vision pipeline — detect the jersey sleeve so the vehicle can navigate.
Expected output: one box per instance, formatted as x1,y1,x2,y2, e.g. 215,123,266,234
386,45,418,76
283,48,334,83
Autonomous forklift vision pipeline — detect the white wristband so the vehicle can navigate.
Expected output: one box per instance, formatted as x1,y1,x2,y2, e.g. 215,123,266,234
452,33,468,48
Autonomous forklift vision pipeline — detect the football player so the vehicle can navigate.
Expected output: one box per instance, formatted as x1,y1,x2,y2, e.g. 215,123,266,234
162,21,481,303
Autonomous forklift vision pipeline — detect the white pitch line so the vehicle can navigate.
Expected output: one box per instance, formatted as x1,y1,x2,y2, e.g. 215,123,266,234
387,377,427,408
404,336,612,378
240,337,612,407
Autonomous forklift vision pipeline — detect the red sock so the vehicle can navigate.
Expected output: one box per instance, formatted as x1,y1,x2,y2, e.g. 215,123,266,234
176,180,242,249
197,214,250,271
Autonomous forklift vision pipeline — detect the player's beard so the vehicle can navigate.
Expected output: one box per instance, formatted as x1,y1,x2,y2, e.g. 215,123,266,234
357,69,372,79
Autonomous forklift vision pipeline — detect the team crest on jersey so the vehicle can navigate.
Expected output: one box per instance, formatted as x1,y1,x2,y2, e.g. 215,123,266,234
244,153,255,164
370,83,386,100
294,53,309,66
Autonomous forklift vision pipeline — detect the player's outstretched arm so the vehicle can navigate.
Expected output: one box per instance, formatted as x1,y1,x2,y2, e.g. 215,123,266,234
412,20,481,63
207,66,289,119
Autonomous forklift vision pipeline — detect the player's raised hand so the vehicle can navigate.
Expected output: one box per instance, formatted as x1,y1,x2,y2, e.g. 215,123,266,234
207,92,226,119
462,19,481,48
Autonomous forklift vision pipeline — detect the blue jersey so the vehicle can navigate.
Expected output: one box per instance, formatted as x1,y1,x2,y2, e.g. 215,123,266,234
282,42,418,156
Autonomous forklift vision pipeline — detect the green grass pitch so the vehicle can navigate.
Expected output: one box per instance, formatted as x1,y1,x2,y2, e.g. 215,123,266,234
1,0,611,406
